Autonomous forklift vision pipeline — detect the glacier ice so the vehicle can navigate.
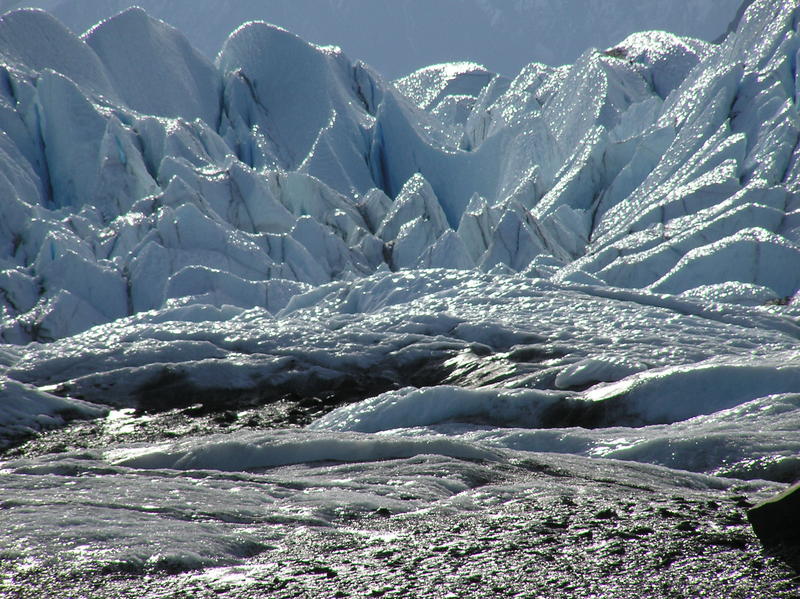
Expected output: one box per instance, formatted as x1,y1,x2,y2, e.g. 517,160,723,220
0,1,799,588
84,7,222,126
0,0,797,432
0,376,107,442
1,2,797,344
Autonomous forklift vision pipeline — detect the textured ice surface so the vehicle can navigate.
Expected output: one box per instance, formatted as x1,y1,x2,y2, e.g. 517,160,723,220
5,268,800,485
0,1,799,589
0,429,778,578
0,376,107,446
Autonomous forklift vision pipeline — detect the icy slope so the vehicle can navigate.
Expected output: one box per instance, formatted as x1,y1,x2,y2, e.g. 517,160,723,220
5,267,798,480
1,4,800,592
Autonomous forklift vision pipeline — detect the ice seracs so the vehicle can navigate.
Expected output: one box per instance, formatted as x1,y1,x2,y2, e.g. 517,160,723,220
1,1,799,345
84,7,222,126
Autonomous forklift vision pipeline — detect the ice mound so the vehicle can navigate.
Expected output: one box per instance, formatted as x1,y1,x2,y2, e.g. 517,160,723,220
0,377,107,447
108,428,501,471
308,386,574,433
583,354,800,425
83,7,222,125
0,8,117,98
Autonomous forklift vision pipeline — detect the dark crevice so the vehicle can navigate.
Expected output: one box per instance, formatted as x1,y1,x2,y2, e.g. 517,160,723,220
131,353,461,419
538,394,643,429
369,120,392,198
32,90,55,208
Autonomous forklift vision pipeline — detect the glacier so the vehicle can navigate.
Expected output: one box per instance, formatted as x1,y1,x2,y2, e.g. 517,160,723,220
0,1,799,596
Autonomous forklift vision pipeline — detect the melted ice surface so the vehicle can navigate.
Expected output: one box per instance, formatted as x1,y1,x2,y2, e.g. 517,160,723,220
0,430,777,575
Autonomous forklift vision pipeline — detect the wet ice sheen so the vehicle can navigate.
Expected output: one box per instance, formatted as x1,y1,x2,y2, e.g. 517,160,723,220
0,431,778,576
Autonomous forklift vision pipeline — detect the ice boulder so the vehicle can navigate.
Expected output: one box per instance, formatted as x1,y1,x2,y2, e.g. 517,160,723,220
0,376,107,448
747,482,800,554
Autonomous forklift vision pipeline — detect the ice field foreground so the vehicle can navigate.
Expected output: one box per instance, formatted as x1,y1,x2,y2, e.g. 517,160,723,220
1,0,800,595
